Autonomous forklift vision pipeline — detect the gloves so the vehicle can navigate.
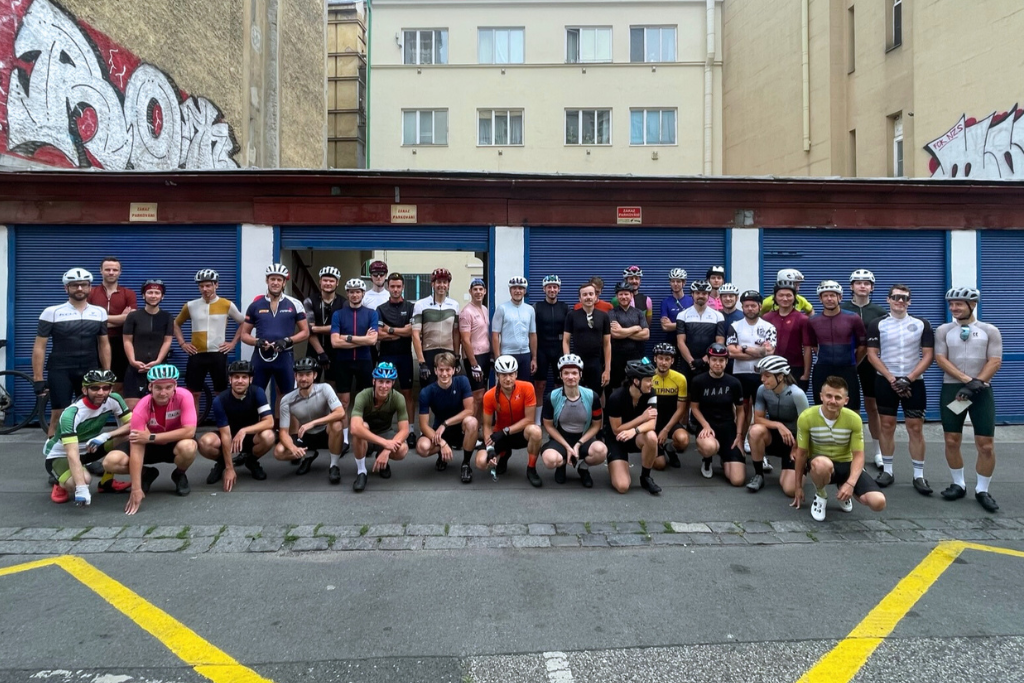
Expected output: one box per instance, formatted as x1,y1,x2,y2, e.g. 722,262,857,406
691,358,708,373
317,352,331,366
956,378,989,402
33,380,47,396
893,377,913,398
74,485,91,507
471,365,483,383
419,364,431,382
86,433,111,454
272,339,289,352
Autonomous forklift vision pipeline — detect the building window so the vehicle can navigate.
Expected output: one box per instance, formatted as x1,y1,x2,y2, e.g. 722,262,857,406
629,27,676,63
403,29,448,65
565,109,611,145
566,27,612,63
847,7,855,73
479,28,525,64
403,110,448,145
892,115,904,177
892,0,902,47
479,110,524,146
630,109,676,145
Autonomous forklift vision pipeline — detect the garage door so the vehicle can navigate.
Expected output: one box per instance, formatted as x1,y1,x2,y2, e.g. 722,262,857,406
979,230,1024,423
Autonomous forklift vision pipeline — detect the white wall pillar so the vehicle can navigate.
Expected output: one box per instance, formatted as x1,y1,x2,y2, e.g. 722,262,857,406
729,227,761,293
0,225,7,371
240,224,276,360
949,230,977,289
493,226,524,307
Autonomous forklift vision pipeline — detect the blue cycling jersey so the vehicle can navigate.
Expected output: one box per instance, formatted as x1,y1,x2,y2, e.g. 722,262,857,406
245,295,306,345
331,304,379,361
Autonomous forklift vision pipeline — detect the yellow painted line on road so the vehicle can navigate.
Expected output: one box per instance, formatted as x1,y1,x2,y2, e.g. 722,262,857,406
0,555,274,683
797,540,1024,683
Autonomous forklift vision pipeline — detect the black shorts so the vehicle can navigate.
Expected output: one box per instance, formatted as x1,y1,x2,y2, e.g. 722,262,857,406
735,373,762,400
815,458,882,497
764,428,795,469
579,355,604,393
46,368,87,410
874,376,926,419
185,352,228,392
464,352,492,392
812,363,861,413
333,359,373,396
492,431,529,455
295,430,331,452
510,352,533,382
534,344,563,383
143,442,180,465
858,360,878,399
380,354,414,392
108,339,130,381
432,424,467,449
696,420,745,463
605,431,642,463
544,433,601,462
122,366,149,399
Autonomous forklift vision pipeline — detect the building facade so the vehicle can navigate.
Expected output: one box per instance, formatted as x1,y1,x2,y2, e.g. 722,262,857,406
367,0,723,175
327,0,367,168
0,0,327,171
723,0,1024,179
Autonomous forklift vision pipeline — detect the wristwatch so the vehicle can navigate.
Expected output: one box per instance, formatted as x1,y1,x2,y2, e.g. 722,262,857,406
388,327,395,334
148,434,156,443
346,334,353,343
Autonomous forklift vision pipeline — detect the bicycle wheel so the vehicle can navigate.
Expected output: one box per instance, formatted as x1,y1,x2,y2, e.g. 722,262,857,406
35,393,50,435
0,370,38,435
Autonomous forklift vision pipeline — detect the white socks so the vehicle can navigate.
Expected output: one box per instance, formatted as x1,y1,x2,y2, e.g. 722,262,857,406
949,467,966,488
330,452,341,468
355,457,367,475
911,459,924,479
976,474,992,494
343,427,350,442
882,456,894,475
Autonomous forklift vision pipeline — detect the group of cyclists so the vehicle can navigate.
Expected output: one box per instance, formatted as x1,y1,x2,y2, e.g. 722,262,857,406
34,256,1003,521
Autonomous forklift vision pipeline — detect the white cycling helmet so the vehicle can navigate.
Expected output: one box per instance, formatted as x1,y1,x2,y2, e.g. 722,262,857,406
945,287,980,303
265,263,290,279
345,278,367,291
850,269,875,284
816,280,843,297
557,354,584,371
669,268,688,280
777,269,805,283
320,266,341,280
756,355,792,376
62,268,93,285
493,355,519,375
194,269,219,283
508,276,528,288
542,275,561,286
718,283,740,295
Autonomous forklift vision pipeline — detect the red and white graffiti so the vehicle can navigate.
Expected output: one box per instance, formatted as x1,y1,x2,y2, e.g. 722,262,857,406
0,0,239,169
926,105,1024,179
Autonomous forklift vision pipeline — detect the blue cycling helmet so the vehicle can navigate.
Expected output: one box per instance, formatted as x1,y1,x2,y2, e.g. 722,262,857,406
372,362,398,381
147,364,179,382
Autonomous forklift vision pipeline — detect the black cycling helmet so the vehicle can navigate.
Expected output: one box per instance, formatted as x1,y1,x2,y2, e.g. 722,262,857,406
293,357,320,373
625,358,657,379
740,290,763,304
652,342,676,357
690,280,713,292
614,280,635,294
706,265,726,279
82,369,117,386
227,360,254,376
707,342,729,358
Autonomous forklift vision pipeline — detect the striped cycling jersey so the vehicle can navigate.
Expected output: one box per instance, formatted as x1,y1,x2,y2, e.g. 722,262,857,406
44,393,131,459
934,320,1003,383
806,311,866,366
37,302,108,370
412,296,460,352
176,297,245,353
866,314,934,376
676,306,724,360
796,406,863,463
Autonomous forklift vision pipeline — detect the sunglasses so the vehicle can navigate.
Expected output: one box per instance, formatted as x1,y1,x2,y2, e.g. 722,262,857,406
960,325,972,341
889,294,910,302
86,384,113,391
586,313,594,329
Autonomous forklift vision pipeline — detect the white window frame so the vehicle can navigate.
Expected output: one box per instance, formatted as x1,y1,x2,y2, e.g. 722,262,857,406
477,109,524,146
892,0,902,47
629,108,677,145
564,109,612,146
402,109,448,146
565,27,613,64
403,29,448,65
893,115,904,177
478,27,525,64
629,26,677,63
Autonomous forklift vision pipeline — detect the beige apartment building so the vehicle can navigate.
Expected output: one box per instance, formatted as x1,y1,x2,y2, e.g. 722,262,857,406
328,0,368,168
367,0,724,175
723,0,1024,179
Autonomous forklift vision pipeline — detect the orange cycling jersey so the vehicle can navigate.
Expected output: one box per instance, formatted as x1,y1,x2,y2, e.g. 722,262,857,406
483,381,537,430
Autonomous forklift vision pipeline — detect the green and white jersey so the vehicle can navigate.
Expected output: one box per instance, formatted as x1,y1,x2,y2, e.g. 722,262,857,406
43,393,131,460
795,406,863,463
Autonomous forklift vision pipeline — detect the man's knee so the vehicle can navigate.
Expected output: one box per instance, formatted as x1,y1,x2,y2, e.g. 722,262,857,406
976,437,995,459
524,424,542,442
415,437,433,457
880,415,898,432
612,477,630,494
862,491,886,511
327,420,343,434
748,424,767,442
463,416,479,434
541,450,562,469
198,433,221,458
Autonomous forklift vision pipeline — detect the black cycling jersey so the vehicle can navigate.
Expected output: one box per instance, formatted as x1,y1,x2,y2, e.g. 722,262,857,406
535,300,570,347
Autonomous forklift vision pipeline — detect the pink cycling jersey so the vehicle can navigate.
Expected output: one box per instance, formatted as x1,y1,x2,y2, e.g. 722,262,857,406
130,387,197,433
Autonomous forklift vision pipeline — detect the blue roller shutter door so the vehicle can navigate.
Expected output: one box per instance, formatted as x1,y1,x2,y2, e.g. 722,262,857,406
979,230,1024,423
527,227,728,365
279,226,490,252
761,228,947,420
9,225,239,419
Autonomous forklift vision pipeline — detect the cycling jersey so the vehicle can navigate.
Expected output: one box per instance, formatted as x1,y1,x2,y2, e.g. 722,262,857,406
659,294,694,342
535,300,570,347
608,305,649,359
245,295,306,343
362,288,390,311
377,299,415,357
688,372,743,424
123,309,174,364
806,311,866,366
212,386,272,434
754,384,809,433
840,300,887,326
37,302,108,370
419,375,472,426
44,393,131,459
727,318,778,374
303,293,343,352
280,383,342,434
676,306,725,360
483,381,537,431
459,303,491,356
762,294,814,316
564,308,610,358
610,292,653,319
543,387,601,434
493,301,536,356
707,296,724,312
88,285,136,336
934,320,1003,383
763,309,810,371
412,296,460,352
331,304,379,361
652,370,687,429
866,314,934,376
351,388,409,434
130,387,197,434
796,406,863,463
603,387,657,434
175,296,245,353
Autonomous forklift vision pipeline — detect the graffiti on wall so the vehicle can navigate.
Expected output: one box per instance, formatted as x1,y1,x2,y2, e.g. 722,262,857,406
0,0,239,169
926,105,1024,179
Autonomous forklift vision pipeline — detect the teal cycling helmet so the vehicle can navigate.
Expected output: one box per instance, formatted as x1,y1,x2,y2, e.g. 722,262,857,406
146,364,179,382
542,275,561,286
372,362,398,380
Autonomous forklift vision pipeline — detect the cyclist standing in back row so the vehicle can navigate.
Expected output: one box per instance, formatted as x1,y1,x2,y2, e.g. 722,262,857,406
88,257,136,396
240,264,310,398
841,269,888,469
303,266,343,383
807,281,866,413
534,275,570,400
412,268,461,388
122,279,174,409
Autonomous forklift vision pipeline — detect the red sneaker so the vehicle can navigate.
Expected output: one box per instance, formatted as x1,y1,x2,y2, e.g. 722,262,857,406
98,478,131,493
50,484,69,504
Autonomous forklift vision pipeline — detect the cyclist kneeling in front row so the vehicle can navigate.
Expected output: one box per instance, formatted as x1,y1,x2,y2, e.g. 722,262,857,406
540,354,607,488
416,352,478,484
349,362,411,492
275,357,346,482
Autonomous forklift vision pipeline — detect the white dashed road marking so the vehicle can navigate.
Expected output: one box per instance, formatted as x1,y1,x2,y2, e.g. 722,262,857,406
543,651,575,683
